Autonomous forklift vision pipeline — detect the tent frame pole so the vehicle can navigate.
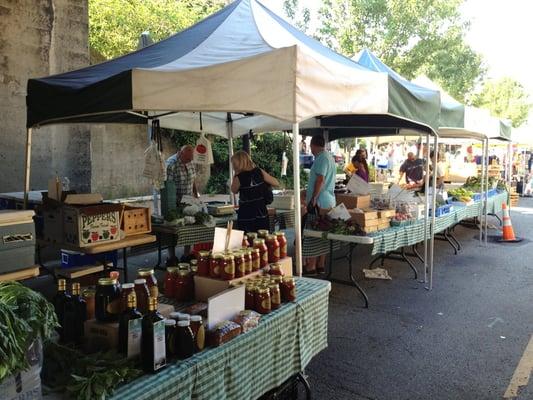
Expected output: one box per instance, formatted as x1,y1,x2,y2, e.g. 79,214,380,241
427,133,438,290
226,114,236,205
479,140,486,244
484,139,489,246
23,128,33,209
423,133,430,284
292,123,303,277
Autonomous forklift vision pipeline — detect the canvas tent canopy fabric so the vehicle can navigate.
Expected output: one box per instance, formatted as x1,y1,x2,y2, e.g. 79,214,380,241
26,0,439,137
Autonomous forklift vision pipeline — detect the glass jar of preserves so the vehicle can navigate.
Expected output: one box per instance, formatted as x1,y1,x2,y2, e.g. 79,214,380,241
134,279,150,314
234,251,245,278
178,263,190,273
245,285,256,309
221,254,235,280
265,234,280,263
269,283,281,310
197,251,210,276
164,267,178,298
137,268,158,299
242,235,249,248
120,283,136,313
280,277,296,302
247,232,258,247
190,315,205,352
210,253,223,279
271,275,283,284
255,288,271,314
257,229,269,239
164,319,177,356
242,249,252,274
175,270,193,301
251,249,261,271
275,232,288,259
95,278,121,322
189,259,198,275
269,263,284,276
82,288,96,320
253,239,268,268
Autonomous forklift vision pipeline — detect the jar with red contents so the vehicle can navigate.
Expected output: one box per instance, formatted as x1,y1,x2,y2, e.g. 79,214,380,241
210,253,223,279
189,259,198,275
280,277,296,302
251,248,261,271
242,249,252,274
242,235,249,248
164,267,178,298
275,232,288,259
175,270,193,301
233,251,245,278
255,288,271,314
197,251,210,277
265,234,280,263
245,285,256,309
257,229,269,239
253,239,269,268
269,283,281,310
247,232,258,247
269,263,284,276
220,254,235,280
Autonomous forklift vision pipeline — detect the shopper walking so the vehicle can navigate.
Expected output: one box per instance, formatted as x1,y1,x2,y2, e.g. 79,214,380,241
231,150,279,233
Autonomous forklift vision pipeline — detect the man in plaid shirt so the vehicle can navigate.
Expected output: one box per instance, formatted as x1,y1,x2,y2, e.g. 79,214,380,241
166,145,199,204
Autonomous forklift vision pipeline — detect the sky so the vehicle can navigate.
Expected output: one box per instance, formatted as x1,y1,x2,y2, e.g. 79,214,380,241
265,0,533,97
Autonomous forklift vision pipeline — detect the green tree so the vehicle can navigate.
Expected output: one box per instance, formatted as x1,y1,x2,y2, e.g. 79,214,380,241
472,77,531,128
285,0,484,102
89,0,225,60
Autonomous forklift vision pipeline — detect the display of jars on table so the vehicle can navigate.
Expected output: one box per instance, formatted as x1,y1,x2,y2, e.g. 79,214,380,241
197,251,210,276
95,277,121,322
137,268,158,299
275,232,287,259
253,239,269,268
265,234,280,263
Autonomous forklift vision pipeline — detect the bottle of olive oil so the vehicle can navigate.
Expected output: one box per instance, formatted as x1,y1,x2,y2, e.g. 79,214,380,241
119,293,143,359
141,297,166,372
53,279,71,338
63,282,87,343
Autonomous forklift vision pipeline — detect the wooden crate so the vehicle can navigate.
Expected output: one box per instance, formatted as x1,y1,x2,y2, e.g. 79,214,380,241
121,205,151,236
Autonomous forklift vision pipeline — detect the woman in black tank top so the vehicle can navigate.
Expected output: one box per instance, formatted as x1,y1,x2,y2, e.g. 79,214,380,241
230,151,279,233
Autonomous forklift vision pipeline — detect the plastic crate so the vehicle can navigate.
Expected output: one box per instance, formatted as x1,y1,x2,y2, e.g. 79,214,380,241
487,189,497,198
390,219,413,227
472,193,482,202
61,249,118,268
431,204,453,217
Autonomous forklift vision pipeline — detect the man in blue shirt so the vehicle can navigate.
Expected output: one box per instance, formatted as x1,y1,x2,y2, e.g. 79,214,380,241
304,135,336,274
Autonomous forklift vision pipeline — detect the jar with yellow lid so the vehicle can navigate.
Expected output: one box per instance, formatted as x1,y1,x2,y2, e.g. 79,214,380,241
220,254,235,280
95,277,121,322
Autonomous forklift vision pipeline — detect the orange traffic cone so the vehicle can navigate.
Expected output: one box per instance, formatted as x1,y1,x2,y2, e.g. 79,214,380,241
500,202,521,242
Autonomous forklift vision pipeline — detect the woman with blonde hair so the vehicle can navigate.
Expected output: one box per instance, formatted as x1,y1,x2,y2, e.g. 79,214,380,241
230,150,279,233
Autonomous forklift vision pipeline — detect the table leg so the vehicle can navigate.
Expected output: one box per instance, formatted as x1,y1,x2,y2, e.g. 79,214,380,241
401,247,418,279
296,372,312,400
325,240,333,279
348,244,369,308
447,228,462,250
155,232,162,269
123,248,128,282
489,212,502,226
411,244,424,263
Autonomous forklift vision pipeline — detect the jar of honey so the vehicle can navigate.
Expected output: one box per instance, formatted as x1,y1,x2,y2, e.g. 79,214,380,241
280,277,296,302
265,234,280,263
251,249,261,271
275,232,287,259
210,253,223,279
253,239,268,268
197,251,210,277
255,287,271,314
233,251,245,278
221,254,235,280
137,268,158,299
269,283,281,310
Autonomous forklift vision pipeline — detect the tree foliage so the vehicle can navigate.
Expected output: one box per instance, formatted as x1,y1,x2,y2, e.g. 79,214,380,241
89,0,225,60
472,77,531,128
284,0,485,102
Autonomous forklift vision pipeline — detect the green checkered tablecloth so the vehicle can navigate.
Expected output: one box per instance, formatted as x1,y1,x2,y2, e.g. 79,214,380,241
110,278,331,400
302,191,508,257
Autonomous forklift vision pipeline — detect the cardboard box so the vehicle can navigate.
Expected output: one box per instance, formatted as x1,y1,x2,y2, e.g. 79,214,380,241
335,194,371,209
194,257,293,301
349,209,378,227
377,209,396,219
121,205,151,236
40,206,63,243
63,204,122,247
0,339,42,400
0,211,36,274
377,219,391,230
364,226,378,233
84,319,119,352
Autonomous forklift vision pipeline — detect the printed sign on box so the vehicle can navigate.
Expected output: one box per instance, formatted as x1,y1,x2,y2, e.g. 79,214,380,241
63,204,122,247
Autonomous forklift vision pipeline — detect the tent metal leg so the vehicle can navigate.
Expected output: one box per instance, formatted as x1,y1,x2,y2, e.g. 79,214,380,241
24,128,33,209
292,123,303,277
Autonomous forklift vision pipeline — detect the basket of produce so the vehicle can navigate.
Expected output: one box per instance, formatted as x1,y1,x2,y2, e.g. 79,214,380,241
448,188,474,204
390,210,414,226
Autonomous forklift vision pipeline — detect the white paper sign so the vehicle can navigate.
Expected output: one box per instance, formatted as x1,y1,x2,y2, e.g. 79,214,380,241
212,227,244,253
346,174,370,195
327,203,352,221
207,285,245,330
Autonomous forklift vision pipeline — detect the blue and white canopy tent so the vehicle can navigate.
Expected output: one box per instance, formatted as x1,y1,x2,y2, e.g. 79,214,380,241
26,0,441,275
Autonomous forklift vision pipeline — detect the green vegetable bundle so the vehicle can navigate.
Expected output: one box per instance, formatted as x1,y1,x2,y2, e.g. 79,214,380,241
43,342,142,400
0,281,58,381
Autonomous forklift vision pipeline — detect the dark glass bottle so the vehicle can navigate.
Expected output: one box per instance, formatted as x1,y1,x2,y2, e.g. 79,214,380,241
176,320,195,359
141,297,166,373
53,279,71,338
119,293,143,359
63,283,87,344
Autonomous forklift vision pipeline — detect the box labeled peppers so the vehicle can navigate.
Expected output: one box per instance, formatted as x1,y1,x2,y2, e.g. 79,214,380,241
63,204,122,247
